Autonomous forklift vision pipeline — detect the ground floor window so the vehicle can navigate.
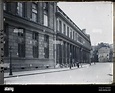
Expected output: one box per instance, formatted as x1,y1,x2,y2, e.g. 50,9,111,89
33,46,38,58
18,43,25,57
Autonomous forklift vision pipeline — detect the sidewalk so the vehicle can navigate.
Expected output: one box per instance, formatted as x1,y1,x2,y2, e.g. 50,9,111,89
4,63,91,78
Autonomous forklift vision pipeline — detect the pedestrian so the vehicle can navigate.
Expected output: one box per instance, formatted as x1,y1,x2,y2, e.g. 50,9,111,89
69,53,72,69
77,62,79,68
69,59,72,69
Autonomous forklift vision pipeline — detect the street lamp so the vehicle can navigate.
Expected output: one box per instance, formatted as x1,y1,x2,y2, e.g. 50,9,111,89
9,46,12,75
8,28,19,75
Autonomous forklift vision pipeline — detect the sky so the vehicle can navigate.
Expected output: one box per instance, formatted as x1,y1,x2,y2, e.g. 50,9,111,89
58,2,113,46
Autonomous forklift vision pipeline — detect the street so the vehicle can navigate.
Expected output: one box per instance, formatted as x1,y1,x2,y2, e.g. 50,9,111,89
4,62,113,84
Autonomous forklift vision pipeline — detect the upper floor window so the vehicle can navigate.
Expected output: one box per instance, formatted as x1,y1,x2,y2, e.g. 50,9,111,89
73,31,74,40
59,20,62,33
74,32,76,41
43,2,48,9
7,3,11,12
43,2,48,26
32,3,37,22
3,3,6,10
67,26,69,37
17,2,23,17
70,28,72,38
44,10,48,26
78,35,83,44
75,32,77,41
56,19,59,31
63,23,66,35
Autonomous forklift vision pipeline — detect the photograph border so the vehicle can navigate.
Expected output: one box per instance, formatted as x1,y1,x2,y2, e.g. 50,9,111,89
0,0,115,92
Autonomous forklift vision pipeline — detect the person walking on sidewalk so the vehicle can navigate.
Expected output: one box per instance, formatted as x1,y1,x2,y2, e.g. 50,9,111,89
77,62,79,68
69,53,72,69
69,59,72,69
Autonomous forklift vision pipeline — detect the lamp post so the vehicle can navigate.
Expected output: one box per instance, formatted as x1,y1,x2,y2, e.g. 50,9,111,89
9,46,12,75
8,28,19,76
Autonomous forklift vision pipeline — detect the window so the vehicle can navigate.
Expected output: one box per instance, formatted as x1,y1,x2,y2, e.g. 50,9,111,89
43,2,48,10
33,46,38,58
32,32,38,40
17,2,23,17
56,19,59,31
59,20,62,33
78,35,83,44
67,26,69,37
7,3,11,12
18,29,25,57
43,2,48,26
3,3,6,10
32,32,38,58
73,31,74,40
63,23,66,35
75,33,77,41
32,3,37,22
44,10,48,26
18,29,24,37
70,29,72,38
74,32,76,40
18,43,25,57
44,35,49,58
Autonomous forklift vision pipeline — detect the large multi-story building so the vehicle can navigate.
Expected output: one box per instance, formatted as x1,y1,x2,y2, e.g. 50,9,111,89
3,2,91,71
56,6,91,67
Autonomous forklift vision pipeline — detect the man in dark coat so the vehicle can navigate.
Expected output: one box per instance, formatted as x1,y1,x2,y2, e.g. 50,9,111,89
77,62,79,68
70,59,72,69
69,53,72,69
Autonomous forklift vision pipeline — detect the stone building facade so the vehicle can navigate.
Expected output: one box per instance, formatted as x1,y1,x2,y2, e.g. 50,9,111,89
56,7,91,67
4,2,57,71
3,2,91,71
98,47,111,62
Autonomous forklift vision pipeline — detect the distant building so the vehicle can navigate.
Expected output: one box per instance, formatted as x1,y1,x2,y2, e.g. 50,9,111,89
98,47,110,62
91,43,113,62
90,46,98,62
